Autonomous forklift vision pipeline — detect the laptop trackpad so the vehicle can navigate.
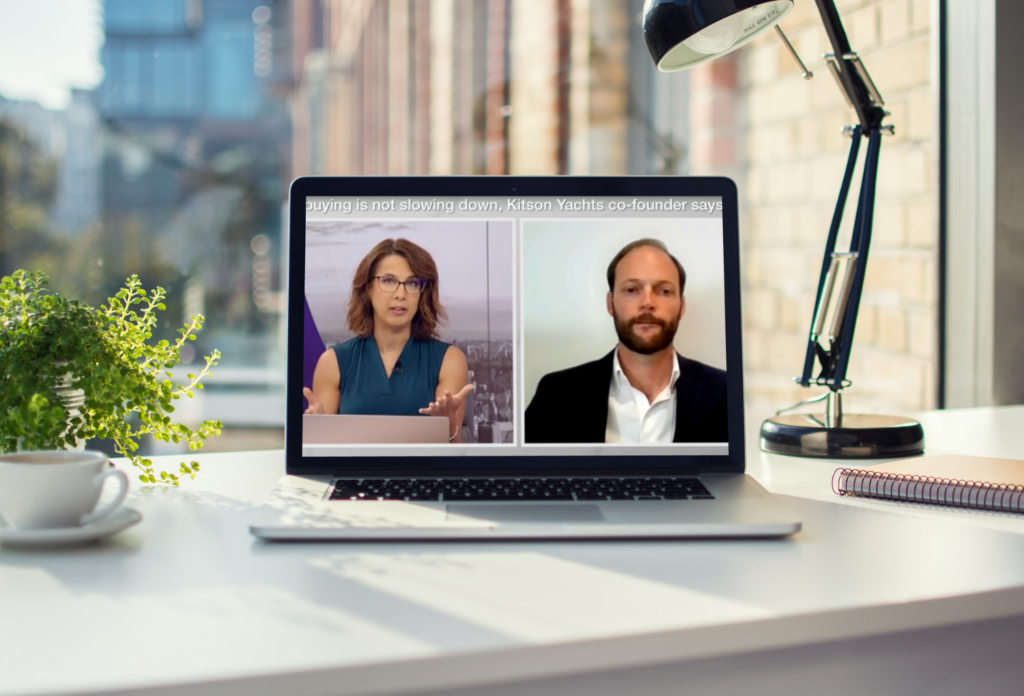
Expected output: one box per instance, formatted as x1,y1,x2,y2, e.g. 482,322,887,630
447,504,605,523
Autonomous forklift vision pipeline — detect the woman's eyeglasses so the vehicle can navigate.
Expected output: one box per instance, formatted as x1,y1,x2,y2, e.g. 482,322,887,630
374,275,426,294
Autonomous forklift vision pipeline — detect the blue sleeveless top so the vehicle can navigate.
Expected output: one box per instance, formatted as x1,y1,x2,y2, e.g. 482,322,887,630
333,336,451,416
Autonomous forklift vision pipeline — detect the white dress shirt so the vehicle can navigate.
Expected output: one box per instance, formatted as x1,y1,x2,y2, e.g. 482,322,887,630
605,349,680,444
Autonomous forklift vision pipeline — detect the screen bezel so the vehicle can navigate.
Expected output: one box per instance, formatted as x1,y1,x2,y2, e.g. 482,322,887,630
287,176,745,476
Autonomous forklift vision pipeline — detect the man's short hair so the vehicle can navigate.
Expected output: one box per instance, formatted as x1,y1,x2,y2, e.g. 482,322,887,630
606,238,687,295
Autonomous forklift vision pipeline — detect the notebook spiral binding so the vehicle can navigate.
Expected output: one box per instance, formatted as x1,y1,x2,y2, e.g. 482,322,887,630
832,468,1024,514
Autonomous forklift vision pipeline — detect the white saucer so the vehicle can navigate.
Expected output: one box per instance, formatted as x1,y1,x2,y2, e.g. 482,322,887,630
0,506,142,548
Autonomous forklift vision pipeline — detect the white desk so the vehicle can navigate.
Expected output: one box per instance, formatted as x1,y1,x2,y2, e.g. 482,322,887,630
4,407,1024,696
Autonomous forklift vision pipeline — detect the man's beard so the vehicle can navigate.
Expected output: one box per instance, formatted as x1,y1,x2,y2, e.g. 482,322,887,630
613,310,679,355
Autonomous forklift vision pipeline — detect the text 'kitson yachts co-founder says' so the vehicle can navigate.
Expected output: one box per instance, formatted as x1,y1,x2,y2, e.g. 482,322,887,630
304,198,725,215
301,195,729,456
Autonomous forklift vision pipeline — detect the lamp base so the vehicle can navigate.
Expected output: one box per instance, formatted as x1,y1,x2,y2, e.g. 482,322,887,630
760,413,924,459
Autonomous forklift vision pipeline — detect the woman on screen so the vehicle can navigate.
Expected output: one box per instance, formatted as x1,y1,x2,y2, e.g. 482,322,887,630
303,238,473,443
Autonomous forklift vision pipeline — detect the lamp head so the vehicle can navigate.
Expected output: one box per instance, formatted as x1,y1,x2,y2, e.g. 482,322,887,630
643,0,793,71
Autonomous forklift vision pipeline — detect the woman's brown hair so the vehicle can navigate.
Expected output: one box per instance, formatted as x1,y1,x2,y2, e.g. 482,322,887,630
346,238,447,340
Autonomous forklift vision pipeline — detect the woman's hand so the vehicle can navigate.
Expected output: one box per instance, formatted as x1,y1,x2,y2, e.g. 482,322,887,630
419,384,475,437
304,351,341,415
303,387,326,414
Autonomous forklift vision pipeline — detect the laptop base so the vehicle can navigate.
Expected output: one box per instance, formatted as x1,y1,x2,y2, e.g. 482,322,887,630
249,473,801,541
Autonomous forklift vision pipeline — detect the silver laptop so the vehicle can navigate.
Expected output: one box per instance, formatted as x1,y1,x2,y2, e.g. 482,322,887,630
250,176,801,540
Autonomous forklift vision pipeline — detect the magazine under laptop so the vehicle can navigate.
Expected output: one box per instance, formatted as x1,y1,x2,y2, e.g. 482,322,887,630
250,176,801,540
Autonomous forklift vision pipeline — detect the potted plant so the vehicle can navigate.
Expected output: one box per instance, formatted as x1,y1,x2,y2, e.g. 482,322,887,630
0,270,222,485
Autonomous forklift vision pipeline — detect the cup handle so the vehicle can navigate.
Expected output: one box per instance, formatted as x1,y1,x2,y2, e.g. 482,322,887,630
80,469,129,526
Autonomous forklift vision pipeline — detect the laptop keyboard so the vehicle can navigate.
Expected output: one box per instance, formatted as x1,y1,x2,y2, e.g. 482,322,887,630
329,477,714,502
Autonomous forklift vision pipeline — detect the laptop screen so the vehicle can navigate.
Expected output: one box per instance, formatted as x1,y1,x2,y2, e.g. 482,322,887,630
289,177,745,474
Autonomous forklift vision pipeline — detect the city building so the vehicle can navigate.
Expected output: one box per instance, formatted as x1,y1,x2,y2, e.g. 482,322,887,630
286,0,683,181
97,0,293,441
0,89,101,236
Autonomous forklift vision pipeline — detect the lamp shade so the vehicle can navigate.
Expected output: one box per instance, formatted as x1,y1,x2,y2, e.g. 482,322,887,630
643,0,793,71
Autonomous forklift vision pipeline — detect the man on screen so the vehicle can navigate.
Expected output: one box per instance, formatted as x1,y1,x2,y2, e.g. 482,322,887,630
525,238,728,444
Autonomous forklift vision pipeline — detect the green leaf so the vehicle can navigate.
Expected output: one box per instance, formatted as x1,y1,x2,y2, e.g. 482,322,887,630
0,270,220,487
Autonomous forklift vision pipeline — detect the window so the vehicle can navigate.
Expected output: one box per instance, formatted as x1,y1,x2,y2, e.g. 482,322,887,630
0,0,941,458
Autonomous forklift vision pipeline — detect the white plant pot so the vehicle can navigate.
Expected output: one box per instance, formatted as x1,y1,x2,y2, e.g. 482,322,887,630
52,363,86,451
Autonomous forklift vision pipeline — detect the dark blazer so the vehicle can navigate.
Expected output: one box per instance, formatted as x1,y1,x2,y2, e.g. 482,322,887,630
525,349,728,444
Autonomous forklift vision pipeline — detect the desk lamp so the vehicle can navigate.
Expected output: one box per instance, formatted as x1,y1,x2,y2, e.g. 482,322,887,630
642,0,925,458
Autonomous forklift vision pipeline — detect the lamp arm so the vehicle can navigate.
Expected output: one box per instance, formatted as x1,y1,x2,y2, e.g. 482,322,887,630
814,0,888,133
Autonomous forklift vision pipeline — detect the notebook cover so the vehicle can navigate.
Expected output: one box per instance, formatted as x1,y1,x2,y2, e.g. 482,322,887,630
861,454,1024,486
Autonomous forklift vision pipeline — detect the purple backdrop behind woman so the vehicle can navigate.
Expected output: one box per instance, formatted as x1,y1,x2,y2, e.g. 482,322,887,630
302,296,326,411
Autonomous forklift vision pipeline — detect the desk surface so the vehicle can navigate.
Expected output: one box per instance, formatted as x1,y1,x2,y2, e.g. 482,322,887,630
4,407,1024,696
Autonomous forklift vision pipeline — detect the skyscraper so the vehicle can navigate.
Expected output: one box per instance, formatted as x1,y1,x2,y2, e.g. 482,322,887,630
0,89,100,237
98,0,290,364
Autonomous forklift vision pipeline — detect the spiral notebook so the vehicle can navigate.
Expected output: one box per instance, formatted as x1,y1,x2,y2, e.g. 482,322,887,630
833,455,1024,514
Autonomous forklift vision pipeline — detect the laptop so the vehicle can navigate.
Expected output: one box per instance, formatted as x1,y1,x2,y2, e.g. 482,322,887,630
302,414,449,445
250,176,801,540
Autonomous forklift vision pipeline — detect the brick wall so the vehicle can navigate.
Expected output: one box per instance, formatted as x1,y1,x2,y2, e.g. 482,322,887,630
736,0,937,419
509,0,560,173
571,0,629,175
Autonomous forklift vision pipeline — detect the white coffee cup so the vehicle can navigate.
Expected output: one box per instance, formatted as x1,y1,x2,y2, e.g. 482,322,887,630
0,451,129,530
